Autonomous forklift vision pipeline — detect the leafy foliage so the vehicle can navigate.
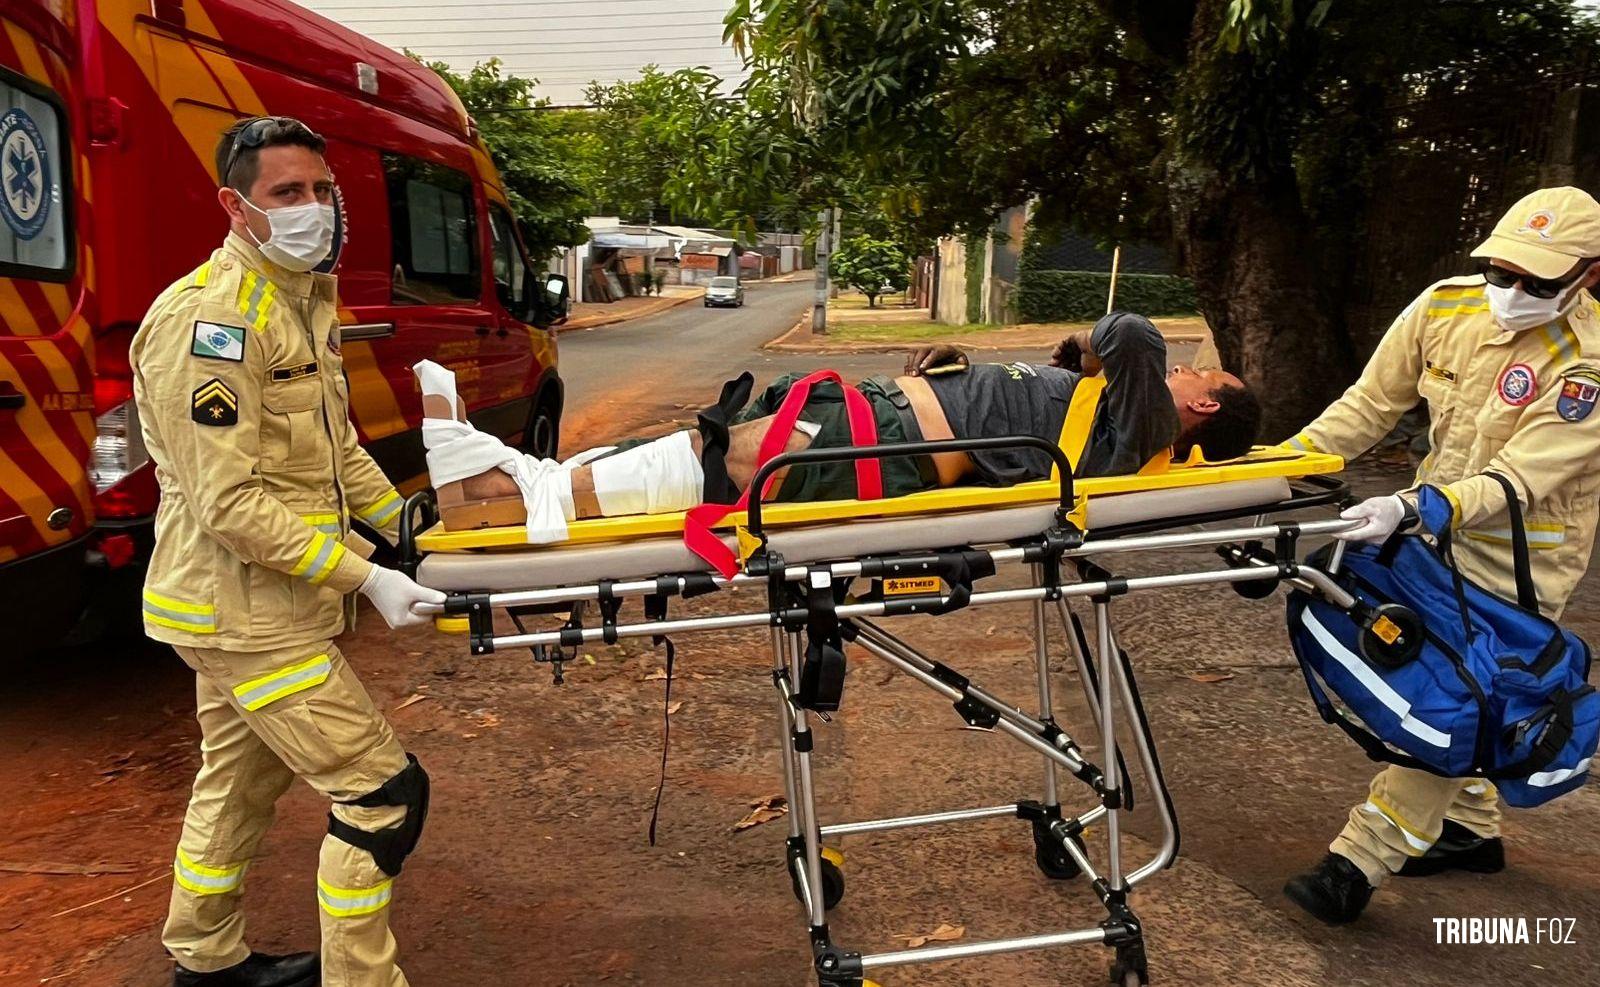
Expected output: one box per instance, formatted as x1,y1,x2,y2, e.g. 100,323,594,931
1015,272,1197,323
832,235,911,306
423,58,591,261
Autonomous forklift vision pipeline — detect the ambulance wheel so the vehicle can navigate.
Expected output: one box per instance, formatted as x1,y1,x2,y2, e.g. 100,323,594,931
790,856,846,910
1358,603,1424,670
520,390,562,459
1031,819,1085,880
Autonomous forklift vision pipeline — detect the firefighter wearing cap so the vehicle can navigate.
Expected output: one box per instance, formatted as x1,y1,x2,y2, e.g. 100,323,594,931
133,117,444,986
1279,186,1600,924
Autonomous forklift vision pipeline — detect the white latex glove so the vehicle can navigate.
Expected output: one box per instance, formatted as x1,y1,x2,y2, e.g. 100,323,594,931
359,566,447,629
1336,494,1409,544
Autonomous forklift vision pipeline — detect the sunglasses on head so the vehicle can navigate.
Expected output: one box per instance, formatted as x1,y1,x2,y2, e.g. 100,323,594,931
1481,261,1594,300
221,116,321,188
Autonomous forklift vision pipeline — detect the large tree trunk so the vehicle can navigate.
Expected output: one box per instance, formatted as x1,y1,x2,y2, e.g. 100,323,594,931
1168,162,1359,439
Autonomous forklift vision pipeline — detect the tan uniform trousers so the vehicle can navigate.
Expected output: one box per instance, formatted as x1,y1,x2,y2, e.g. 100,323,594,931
1329,539,1571,887
161,641,410,987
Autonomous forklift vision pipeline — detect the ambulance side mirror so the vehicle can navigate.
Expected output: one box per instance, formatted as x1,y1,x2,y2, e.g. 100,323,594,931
529,273,569,328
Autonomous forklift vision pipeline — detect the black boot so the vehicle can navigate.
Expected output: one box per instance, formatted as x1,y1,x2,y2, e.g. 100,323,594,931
1397,820,1506,877
174,952,318,987
1283,853,1374,924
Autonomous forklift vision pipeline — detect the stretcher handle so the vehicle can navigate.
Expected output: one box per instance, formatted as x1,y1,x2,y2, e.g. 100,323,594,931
744,434,1075,537
397,490,439,580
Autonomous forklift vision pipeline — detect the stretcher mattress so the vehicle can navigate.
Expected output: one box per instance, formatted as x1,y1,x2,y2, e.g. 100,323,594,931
414,448,1343,592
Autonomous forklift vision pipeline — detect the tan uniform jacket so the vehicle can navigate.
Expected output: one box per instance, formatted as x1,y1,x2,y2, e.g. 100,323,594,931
1287,275,1600,614
132,233,404,650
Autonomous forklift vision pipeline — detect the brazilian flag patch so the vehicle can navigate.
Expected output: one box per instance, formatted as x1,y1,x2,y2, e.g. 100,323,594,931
192,378,238,426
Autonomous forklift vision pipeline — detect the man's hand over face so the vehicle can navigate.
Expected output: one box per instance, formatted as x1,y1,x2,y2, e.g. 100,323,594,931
905,344,970,377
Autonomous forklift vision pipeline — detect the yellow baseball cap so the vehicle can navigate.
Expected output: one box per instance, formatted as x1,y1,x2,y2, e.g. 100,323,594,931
1471,187,1600,279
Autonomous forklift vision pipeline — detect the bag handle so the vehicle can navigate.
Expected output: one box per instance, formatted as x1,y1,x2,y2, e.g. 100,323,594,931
1482,470,1538,613
1485,690,1576,780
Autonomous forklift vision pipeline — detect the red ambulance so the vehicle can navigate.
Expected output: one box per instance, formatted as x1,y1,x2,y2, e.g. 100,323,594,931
0,0,567,652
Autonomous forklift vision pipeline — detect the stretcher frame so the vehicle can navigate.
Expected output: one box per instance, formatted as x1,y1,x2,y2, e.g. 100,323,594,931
401,437,1360,987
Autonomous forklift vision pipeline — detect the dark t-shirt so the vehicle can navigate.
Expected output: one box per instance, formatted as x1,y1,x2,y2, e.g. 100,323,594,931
926,312,1181,484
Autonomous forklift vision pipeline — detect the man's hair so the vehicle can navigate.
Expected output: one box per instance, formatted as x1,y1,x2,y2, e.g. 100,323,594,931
215,116,326,192
1174,383,1262,462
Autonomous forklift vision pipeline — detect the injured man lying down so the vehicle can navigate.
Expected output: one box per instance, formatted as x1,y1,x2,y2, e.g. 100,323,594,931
416,311,1263,542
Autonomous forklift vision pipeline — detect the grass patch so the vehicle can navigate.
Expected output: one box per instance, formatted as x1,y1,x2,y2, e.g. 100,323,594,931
830,291,913,309
818,320,1004,343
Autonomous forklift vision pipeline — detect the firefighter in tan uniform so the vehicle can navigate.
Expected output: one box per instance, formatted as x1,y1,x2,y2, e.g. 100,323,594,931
1281,187,1600,924
133,117,445,986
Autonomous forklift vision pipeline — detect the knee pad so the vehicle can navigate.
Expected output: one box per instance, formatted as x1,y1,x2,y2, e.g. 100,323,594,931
328,753,429,877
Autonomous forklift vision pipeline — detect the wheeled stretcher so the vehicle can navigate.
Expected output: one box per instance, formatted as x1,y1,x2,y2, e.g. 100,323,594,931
401,437,1367,986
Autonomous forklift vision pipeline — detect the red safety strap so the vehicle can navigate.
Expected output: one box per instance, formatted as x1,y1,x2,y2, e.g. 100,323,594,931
684,370,882,577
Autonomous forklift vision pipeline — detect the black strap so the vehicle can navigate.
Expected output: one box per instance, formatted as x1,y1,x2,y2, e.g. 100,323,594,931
1486,690,1576,780
697,372,755,505
646,633,676,846
1482,471,1538,613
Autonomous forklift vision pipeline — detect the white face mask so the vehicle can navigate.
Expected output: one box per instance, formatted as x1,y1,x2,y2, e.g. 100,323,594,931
240,195,335,272
1484,279,1585,333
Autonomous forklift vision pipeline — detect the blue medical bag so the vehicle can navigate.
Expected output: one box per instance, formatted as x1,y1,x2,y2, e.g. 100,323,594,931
1286,473,1597,807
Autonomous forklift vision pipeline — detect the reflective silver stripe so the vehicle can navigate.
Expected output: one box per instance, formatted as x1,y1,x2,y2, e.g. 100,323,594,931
360,493,402,527
318,876,393,917
174,850,245,895
1360,800,1434,853
1300,610,1452,748
1527,758,1590,787
293,533,340,583
142,600,216,628
233,654,332,711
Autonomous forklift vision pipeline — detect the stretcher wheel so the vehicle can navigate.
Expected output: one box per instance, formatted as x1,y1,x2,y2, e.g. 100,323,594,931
790,854,846,910
1358,603,1424,670
1031,820,1086,880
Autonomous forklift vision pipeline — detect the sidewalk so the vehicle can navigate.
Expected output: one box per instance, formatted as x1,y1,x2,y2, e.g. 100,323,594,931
767,306,1211,353
559,285,704,332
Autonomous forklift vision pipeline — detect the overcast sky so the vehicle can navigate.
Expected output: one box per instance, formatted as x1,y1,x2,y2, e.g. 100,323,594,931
298,0,747,106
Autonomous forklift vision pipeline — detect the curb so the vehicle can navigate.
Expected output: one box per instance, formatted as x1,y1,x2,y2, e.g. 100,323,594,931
556,289,704,333
765,311,1207,354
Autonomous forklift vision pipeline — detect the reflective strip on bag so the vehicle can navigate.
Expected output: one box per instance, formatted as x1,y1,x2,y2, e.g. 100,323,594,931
173,849,246,895
1299,609,1452,749
317,876,393,917
1360,796,1435,855
290,531,346,585
1461,524,1566,550
142,590,217,634
232,653,332,711
300,512,343,536
1526,757,1591,788
356,490,402,528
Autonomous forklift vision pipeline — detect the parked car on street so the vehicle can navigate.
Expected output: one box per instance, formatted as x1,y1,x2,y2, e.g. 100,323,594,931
703,276,745,308
0,0,568,652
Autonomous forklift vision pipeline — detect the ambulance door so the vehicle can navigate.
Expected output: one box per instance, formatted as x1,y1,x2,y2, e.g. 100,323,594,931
0,42,95,648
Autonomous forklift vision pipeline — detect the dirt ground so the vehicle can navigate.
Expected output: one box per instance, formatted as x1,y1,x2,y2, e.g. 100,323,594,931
4,339,1598,986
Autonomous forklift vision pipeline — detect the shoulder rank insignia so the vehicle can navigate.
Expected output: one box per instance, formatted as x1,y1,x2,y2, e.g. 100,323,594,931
192,321,246,362
192,379,238,426
1557,368,1600,423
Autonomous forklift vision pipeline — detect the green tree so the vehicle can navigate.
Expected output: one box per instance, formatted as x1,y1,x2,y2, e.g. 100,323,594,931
423,58,592,260
833,236,911,307
728,0,1600,435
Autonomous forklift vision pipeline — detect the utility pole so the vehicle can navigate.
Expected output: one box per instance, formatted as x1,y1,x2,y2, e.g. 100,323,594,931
812,206,832,334
828,208,842,299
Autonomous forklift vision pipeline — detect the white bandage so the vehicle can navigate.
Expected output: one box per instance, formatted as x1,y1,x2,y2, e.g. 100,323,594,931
590,431,704,515
415,360,575,543
794,420,821,439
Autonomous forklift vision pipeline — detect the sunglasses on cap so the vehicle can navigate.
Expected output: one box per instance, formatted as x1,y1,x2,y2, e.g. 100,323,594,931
221,116,323,188
1481,260,1595,300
